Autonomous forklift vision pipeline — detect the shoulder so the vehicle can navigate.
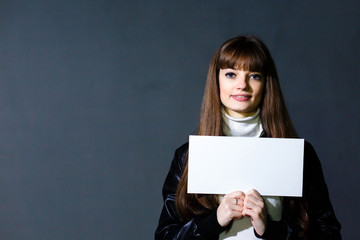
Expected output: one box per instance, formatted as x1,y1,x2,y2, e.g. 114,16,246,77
172,142,189,169
175,142,189,156
302,140,328,194
303,140,321,167
304,140,316,154
161,143,189,197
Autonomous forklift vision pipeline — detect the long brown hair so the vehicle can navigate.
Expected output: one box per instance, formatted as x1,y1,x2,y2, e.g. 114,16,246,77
176,35,307,236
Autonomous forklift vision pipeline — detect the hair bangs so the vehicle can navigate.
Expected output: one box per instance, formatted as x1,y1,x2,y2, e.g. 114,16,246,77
217,40,267,73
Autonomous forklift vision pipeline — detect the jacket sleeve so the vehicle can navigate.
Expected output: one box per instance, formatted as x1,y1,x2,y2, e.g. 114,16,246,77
253,218,292,240
302,141,342,239
155,143,225,240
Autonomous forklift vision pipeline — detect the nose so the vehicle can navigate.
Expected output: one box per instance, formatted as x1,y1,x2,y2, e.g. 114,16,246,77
236,75,248,90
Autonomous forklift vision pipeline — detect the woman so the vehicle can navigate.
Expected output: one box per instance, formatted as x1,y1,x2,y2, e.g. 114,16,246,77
155,35,341,239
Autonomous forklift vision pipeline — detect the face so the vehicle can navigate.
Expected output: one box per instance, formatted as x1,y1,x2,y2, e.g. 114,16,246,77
219,68,264,119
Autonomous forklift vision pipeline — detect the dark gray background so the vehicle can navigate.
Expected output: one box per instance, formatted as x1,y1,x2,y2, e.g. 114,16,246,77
0,0,359,239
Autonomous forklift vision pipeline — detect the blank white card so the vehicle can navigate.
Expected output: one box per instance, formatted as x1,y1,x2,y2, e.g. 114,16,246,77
188,136,304,196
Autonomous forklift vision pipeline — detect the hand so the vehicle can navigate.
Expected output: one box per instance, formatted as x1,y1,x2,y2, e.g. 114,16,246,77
217,191,245,227
242,189,267,236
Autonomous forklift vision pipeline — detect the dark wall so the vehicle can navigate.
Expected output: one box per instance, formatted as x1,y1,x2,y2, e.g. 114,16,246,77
0,1,358,239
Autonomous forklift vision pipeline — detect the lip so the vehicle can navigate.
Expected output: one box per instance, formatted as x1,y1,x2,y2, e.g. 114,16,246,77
231,94,251,101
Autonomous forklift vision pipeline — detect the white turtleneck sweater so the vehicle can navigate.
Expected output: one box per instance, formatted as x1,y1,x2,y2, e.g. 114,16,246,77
222,108,263,137
219,108,282,240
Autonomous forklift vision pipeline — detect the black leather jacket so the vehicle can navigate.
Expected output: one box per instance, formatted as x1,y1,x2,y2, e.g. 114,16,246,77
155,140,341,240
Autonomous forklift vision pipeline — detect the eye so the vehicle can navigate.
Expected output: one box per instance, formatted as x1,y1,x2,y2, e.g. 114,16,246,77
225,72,236,78
249,73,263,80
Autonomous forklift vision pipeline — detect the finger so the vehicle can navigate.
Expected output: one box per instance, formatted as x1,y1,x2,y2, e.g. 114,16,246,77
242,205,263,218
241,208,252,218
242,208,260,220
244,200,263,213
217,193,247,227
246,189,262,201
220,196,243,212
244,199,265,214
223,191,245,209
242,208,267,236
226,198,244,211
244,194,264,206
234,197,245,206
230,203,243,212
225,191,245,200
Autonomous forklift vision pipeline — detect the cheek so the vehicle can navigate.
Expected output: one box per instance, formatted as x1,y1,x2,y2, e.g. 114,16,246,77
219,79,230,96
253,82,264,99
219,82,230,104
219,90,226,105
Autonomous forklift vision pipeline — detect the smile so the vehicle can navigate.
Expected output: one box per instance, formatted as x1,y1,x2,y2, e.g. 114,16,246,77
232,95,251,101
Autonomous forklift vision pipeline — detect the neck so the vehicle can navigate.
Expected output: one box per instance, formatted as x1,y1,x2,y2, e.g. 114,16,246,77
224,108,258,119
222,108,263,137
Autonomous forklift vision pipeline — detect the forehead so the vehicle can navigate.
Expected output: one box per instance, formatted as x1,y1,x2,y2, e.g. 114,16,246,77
218,50,264,72
219,68,262,74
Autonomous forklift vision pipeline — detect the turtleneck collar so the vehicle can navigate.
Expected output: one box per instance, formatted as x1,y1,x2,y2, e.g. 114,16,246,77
222,108,263,137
